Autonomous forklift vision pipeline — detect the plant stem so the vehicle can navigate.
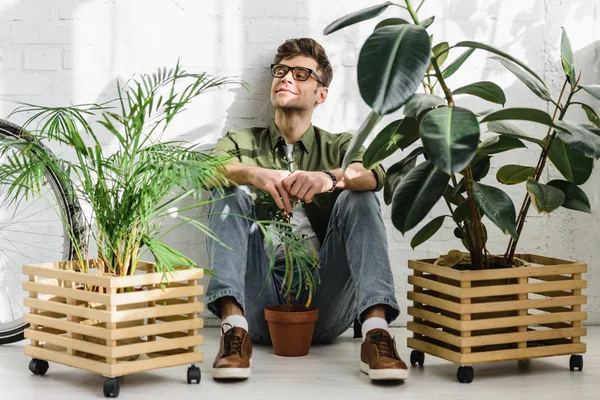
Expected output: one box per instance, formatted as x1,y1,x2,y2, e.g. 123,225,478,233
416,0,427,12
505,79,573,262
405,0,420,24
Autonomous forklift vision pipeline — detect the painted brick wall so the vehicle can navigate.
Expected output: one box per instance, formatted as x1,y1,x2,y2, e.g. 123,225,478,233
0,0,599,326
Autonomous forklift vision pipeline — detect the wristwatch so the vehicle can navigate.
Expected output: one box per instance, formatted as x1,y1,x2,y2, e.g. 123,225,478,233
322,170,337,192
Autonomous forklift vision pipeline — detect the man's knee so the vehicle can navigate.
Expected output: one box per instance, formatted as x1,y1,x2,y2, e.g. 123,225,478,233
209,185,254,214
334,190,380,217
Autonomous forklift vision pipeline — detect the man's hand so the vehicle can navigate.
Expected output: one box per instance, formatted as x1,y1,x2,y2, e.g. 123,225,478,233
249,167,293,212
282,170,333,204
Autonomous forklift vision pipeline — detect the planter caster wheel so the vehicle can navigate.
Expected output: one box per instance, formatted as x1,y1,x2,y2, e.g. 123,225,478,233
103,377,120,398
29,358,49,376
410,350,425,366
187,364,201,384
570,355,583,372
457,366,474,383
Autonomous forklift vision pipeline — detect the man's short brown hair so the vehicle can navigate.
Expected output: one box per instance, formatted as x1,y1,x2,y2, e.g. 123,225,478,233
274,38,333,88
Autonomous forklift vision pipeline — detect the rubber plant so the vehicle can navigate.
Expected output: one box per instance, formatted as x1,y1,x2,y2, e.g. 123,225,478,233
324,1,599,269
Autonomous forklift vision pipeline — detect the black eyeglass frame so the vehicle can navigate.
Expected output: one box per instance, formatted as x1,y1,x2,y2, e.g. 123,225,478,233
270,63,325,86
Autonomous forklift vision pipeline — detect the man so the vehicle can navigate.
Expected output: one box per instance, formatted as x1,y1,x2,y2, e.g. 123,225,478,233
206,38,407,381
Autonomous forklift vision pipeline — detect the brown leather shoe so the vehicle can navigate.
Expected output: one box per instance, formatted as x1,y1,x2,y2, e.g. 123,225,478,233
360,328,408,380
213,324,252,379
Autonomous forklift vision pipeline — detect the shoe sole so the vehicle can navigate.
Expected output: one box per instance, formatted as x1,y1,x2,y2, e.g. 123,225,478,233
360,361,408,380
213,367,251,380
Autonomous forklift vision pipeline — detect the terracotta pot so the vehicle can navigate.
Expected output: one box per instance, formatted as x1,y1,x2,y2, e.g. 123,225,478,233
264,304,319,357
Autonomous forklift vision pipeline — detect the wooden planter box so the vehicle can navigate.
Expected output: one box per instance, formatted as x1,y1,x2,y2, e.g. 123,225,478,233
407,254,587,382
22,260,204,395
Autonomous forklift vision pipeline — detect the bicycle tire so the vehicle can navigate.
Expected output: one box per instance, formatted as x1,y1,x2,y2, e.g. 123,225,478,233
0,119,86,345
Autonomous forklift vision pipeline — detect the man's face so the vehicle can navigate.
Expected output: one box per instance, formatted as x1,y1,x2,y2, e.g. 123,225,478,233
270,55,328,112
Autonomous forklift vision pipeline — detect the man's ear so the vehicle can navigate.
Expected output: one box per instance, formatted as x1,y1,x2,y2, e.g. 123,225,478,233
315,86,328,106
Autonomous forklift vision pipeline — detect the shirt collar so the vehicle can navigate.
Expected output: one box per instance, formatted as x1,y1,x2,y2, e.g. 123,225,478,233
269,121,315,153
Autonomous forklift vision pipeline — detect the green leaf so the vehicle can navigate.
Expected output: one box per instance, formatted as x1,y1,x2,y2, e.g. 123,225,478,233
561,28,576,86
391,160,450,234
453,154,490,194
383,147,423,205
526,179,565,214
342,110,382,171
555,121,600,158
363,119,402,169
411,215,447,249
420,16,435,28
478,135,527,155
431,42,450,70
323,2,393,34
481,108,556,127
420,106,480,174
453,81,506,105
471,182,518,239
374,18,410,31
548,136,593,185
581,104,600,128
486,121,545,146
547,180,591,213
496,165,536,185
403,94,446,119
580,85,600,101
491,56,552,102
442,48,475,79
358,24,431,114
395,117,421,149
452,200,470,224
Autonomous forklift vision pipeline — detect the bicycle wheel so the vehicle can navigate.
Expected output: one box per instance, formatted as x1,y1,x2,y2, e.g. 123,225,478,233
0,119,85,344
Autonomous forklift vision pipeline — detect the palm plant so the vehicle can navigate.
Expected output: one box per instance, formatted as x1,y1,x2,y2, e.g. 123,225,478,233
0,62,239,280
324,1,600,269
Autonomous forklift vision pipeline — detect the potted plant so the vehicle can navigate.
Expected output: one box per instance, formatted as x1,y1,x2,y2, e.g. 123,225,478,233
256,161,320,357
324,0,598,383
0,63,239,397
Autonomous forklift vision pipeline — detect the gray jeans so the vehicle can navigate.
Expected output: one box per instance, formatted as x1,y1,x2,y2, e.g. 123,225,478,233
205,186,399,344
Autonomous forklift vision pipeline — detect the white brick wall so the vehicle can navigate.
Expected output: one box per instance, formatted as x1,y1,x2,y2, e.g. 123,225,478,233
0,0,599,326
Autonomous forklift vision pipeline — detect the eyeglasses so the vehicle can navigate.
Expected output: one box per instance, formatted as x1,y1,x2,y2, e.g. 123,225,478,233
270,64,325,86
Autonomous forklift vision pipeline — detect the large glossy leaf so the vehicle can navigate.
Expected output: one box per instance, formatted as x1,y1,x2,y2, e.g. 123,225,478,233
478,135,527,155
358,24,431,114
486,121,545,146
403,94,445,118
581,104,600,128
444,184,465,206
383,147,423,205
496,165,535,185
323,2,393,34
391,160,450,234
561,28,576,86
442,48,475,79
420,107,480,174
364,118,419,169
374,18,410,31
453,81,506,105
411,215,447,249
580,85,600,101
342,110,382,171
547,180,591,213
471,182,518,239
555,121,600,158
547,136,593,185
526,179,565,214
395,117,421,149
430,42,450,71
452,200,471,224
481,108,556,127
491,56,552,102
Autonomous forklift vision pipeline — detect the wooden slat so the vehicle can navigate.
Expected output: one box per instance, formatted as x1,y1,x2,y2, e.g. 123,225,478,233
407,322,462,347
24,298,112,323
24,281,110,305
111,285,203,306
25,329,111,358
156,315,190,323
408,260,463,281
24,313,111,341
532,275,572,282
463,311,587,331
111,351,203,376
111,335,203,359
463,280,586,298
462,327,587,348
408,291,462,314
459,263,587,282
407,337,462,364
112,302,204,323
158,298,188,306
408,307,462,331
24,345,111,376
23,264,109,288
462,343,587,364
107,269,204,289
408,276,462,298
38,311,66,319
156,331,189,339
109,318,204,341
516,254,575,266
462,295,586,314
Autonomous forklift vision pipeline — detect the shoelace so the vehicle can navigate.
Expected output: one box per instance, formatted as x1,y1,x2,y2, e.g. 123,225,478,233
370,331,396,359
222,323,243,357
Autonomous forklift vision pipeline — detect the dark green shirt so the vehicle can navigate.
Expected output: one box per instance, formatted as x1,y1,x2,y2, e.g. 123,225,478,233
211,121,385,244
